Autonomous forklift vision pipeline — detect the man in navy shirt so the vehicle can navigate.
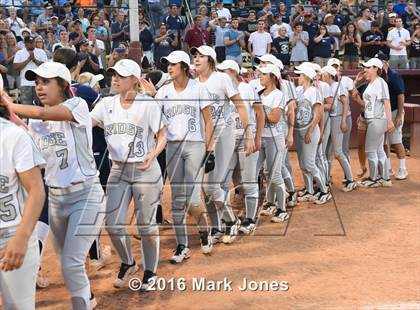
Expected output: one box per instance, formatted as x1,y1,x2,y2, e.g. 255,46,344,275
111,11,128,49
302,12,319,61
164,4,185,48
375,51,408,180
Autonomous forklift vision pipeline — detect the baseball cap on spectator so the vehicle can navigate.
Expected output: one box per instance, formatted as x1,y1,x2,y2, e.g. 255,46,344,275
375,51,389,62
304,12,312,17
63,1,71,6
324,13,334,21
256,54,284,71
327,58,340,67
79,38,89,45
161,50,191,66
257,64,281,79
26,62,72,85
321,65,337,77
45,3,53,9
51,15,59,20
20,27,30,36
361,58,383,69
74,19,82,24
24,35,35,43
294,65,317,80
190,45,217,62
388,13,397,18
107,59,141,78
217,60,240,74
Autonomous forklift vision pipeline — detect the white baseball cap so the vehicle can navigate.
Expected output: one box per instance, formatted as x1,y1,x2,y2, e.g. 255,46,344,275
257,64,280,79
90,74,104,87
324,13,334,20
321,65,337,77
294,65,316,80
190,45,217,62
257,54,284,70
107,59,141,78
301,62,321,72
362,58,383,69
26,61,72,85
327,58,340,67
217,60,240,74
161,50,191,66
20,27,30,36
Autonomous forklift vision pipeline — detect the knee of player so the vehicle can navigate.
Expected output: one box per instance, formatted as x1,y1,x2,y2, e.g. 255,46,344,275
137,224,159,236
242,183,259,197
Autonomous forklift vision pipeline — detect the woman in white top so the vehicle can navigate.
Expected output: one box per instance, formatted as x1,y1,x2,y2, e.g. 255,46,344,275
11,62,105,309
358,58,395,188
293,65,331,205
191,45,255,244
217,60,264,234
90,59,167,291
0,76,45,310
254,64,289,222
321,65,356,192
155,51,214,263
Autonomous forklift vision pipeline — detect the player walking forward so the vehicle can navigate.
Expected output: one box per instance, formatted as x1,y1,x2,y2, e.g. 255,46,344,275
91,59,167,291
155,51,214,263
191,46,254,244
0,76,45,310
12,62,105,309
216,60,264,235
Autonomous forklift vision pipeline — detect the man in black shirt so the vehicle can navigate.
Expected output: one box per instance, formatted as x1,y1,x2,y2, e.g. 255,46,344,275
361,21,385,60
78,39,100,74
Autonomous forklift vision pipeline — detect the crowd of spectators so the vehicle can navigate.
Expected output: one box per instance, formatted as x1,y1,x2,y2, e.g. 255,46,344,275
0,0,419,102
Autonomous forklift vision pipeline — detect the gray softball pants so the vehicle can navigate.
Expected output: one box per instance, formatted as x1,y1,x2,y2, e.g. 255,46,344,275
48,178,105,297
317,115,331,185
257,135,287,211
105,161,162,272
204,126,236,230
166,141,207,247
330,116,354,181
365,119,389,180
295,126,328,194
343,114,352,163
226,137,260,221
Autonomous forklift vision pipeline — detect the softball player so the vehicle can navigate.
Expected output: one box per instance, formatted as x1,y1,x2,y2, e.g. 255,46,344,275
191,45,254,244
321,66,356,191
357,58,395,187
91,59,167,291
12,62,105,309
254,64,289,222
293,65,331,204
216,60,264,234
155,51,213,262
327,58,356,166
0,77,45,310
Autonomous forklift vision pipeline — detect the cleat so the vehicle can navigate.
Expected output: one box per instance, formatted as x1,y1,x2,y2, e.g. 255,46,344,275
114,260,139,288
298,191,316,202
343,180,357,192
287,192,297,207
222,218,241,244
139,270,157,292
260,202,276,215
170,244,191,264
377,178,392,187
239,218,256,235
90,293,97,309
210,228,224,244
199,230,213,254
358,177,380,188
271,209,289,222
314,191,332,205
395,169,408,180
90,245,112,272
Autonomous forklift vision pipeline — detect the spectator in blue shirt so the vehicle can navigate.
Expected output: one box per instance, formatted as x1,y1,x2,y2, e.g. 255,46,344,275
313,25,335,67
393,0,408,16
164,4,186,37
224,18,245,64
111,11,128,49
31,0,45,17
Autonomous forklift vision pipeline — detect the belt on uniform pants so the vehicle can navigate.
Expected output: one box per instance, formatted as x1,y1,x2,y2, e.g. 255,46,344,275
49,177,98,195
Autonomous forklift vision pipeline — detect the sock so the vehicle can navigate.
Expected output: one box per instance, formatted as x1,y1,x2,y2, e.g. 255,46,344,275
71,285,91,307
399,158,406,170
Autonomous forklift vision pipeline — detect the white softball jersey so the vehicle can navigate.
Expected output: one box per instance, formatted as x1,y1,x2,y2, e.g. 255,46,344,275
329,81,348,117
261,88,286,138
231,82,258,137
362,77,390,120
29,97,97,188
295,86,323,130
0,118,45,231
198,72,238,137
341,76,354,116
156,79,211,142
249,78,264,95
90,93,167,163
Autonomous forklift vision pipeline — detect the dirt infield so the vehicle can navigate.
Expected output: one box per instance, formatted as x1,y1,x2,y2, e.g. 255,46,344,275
34,150,420,310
